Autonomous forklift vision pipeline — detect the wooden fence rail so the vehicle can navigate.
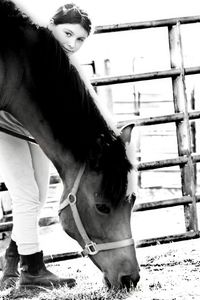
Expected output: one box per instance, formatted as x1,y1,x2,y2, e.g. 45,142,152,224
118,111,200,128
91,66,200,87
94,15,200,33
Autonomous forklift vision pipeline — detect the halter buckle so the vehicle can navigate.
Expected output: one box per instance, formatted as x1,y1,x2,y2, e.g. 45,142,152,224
67,193,76,205
83,242,98,256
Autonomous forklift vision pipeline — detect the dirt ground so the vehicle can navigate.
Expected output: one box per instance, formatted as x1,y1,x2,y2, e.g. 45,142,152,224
134,238,200,299
47,234,200,300
38,226,200,299
1,223,200,299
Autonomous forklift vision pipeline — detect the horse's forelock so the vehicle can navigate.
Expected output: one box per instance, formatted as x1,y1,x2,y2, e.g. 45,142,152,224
88,135,133,206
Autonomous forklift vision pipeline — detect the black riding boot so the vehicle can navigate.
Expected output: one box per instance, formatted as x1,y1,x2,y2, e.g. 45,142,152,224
0,239,20,289
19,251,76,288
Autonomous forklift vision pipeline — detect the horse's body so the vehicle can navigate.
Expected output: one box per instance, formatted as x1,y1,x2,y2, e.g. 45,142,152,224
0,0,140,288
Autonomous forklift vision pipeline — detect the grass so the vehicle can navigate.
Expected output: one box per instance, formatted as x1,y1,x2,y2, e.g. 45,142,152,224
1,238,200,299
0,286,132,300
0,257,134,300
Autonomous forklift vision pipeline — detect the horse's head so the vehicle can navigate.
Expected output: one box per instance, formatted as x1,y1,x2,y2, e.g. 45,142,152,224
59,124,140,289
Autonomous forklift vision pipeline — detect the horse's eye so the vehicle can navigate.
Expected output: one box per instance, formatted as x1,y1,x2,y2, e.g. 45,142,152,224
96,203,111,215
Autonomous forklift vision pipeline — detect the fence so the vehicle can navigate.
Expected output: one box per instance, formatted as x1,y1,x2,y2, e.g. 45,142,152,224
91,15,200,247
1,15,200,255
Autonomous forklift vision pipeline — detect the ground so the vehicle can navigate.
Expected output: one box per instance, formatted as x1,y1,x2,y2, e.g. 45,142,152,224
134,238,200,299
1,223,200,299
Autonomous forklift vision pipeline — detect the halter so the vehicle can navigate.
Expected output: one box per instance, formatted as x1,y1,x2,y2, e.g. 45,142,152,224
58,164,134,257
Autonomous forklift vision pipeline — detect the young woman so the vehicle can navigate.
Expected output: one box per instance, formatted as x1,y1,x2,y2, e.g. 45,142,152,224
0,3,92,289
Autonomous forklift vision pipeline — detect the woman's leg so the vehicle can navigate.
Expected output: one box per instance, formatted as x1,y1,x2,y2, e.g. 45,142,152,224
28,143,50,212
0,133,42,255
0,133,75,288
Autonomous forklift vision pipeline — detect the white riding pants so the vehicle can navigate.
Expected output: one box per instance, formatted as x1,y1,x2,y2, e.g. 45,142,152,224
0,132,50,255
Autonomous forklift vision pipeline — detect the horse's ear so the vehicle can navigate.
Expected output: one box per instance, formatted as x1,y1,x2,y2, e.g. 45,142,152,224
120,123,135,144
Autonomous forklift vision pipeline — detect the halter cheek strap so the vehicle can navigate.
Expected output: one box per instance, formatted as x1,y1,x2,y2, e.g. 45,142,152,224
59,164,86,213
59,164,134,257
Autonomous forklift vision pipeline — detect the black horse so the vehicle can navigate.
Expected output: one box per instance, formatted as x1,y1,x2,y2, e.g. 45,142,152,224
0,0,140,288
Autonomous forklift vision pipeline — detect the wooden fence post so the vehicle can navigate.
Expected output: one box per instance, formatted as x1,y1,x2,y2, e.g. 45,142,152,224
190,88,197,188
104,58,113,113
168,23,198,232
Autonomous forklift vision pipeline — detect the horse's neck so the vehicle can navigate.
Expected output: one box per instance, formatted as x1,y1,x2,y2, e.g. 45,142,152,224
7,86,76,182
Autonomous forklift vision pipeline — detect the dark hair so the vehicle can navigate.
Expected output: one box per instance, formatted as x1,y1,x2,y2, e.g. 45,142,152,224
52,3,92,35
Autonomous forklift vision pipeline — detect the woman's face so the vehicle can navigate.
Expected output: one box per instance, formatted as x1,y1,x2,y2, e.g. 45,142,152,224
50,23,89,55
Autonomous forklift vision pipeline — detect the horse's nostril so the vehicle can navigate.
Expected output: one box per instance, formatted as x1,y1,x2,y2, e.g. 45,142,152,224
121,275,132,290
121,274,140,290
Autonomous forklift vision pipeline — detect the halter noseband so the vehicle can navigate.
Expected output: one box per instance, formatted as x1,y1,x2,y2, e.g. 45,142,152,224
58,164,134,257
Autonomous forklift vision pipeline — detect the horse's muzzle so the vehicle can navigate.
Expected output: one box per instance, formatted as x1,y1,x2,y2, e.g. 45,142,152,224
104,272,140,290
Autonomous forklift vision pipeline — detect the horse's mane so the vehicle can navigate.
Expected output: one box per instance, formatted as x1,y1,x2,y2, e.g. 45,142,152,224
0,0,132,205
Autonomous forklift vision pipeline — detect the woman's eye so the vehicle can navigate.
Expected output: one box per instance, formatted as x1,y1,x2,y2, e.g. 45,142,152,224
78,38,84,42
65,32,71,37
96,204,111,215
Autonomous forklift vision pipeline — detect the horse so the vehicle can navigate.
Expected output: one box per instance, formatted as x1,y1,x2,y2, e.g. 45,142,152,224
0,0,140,289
